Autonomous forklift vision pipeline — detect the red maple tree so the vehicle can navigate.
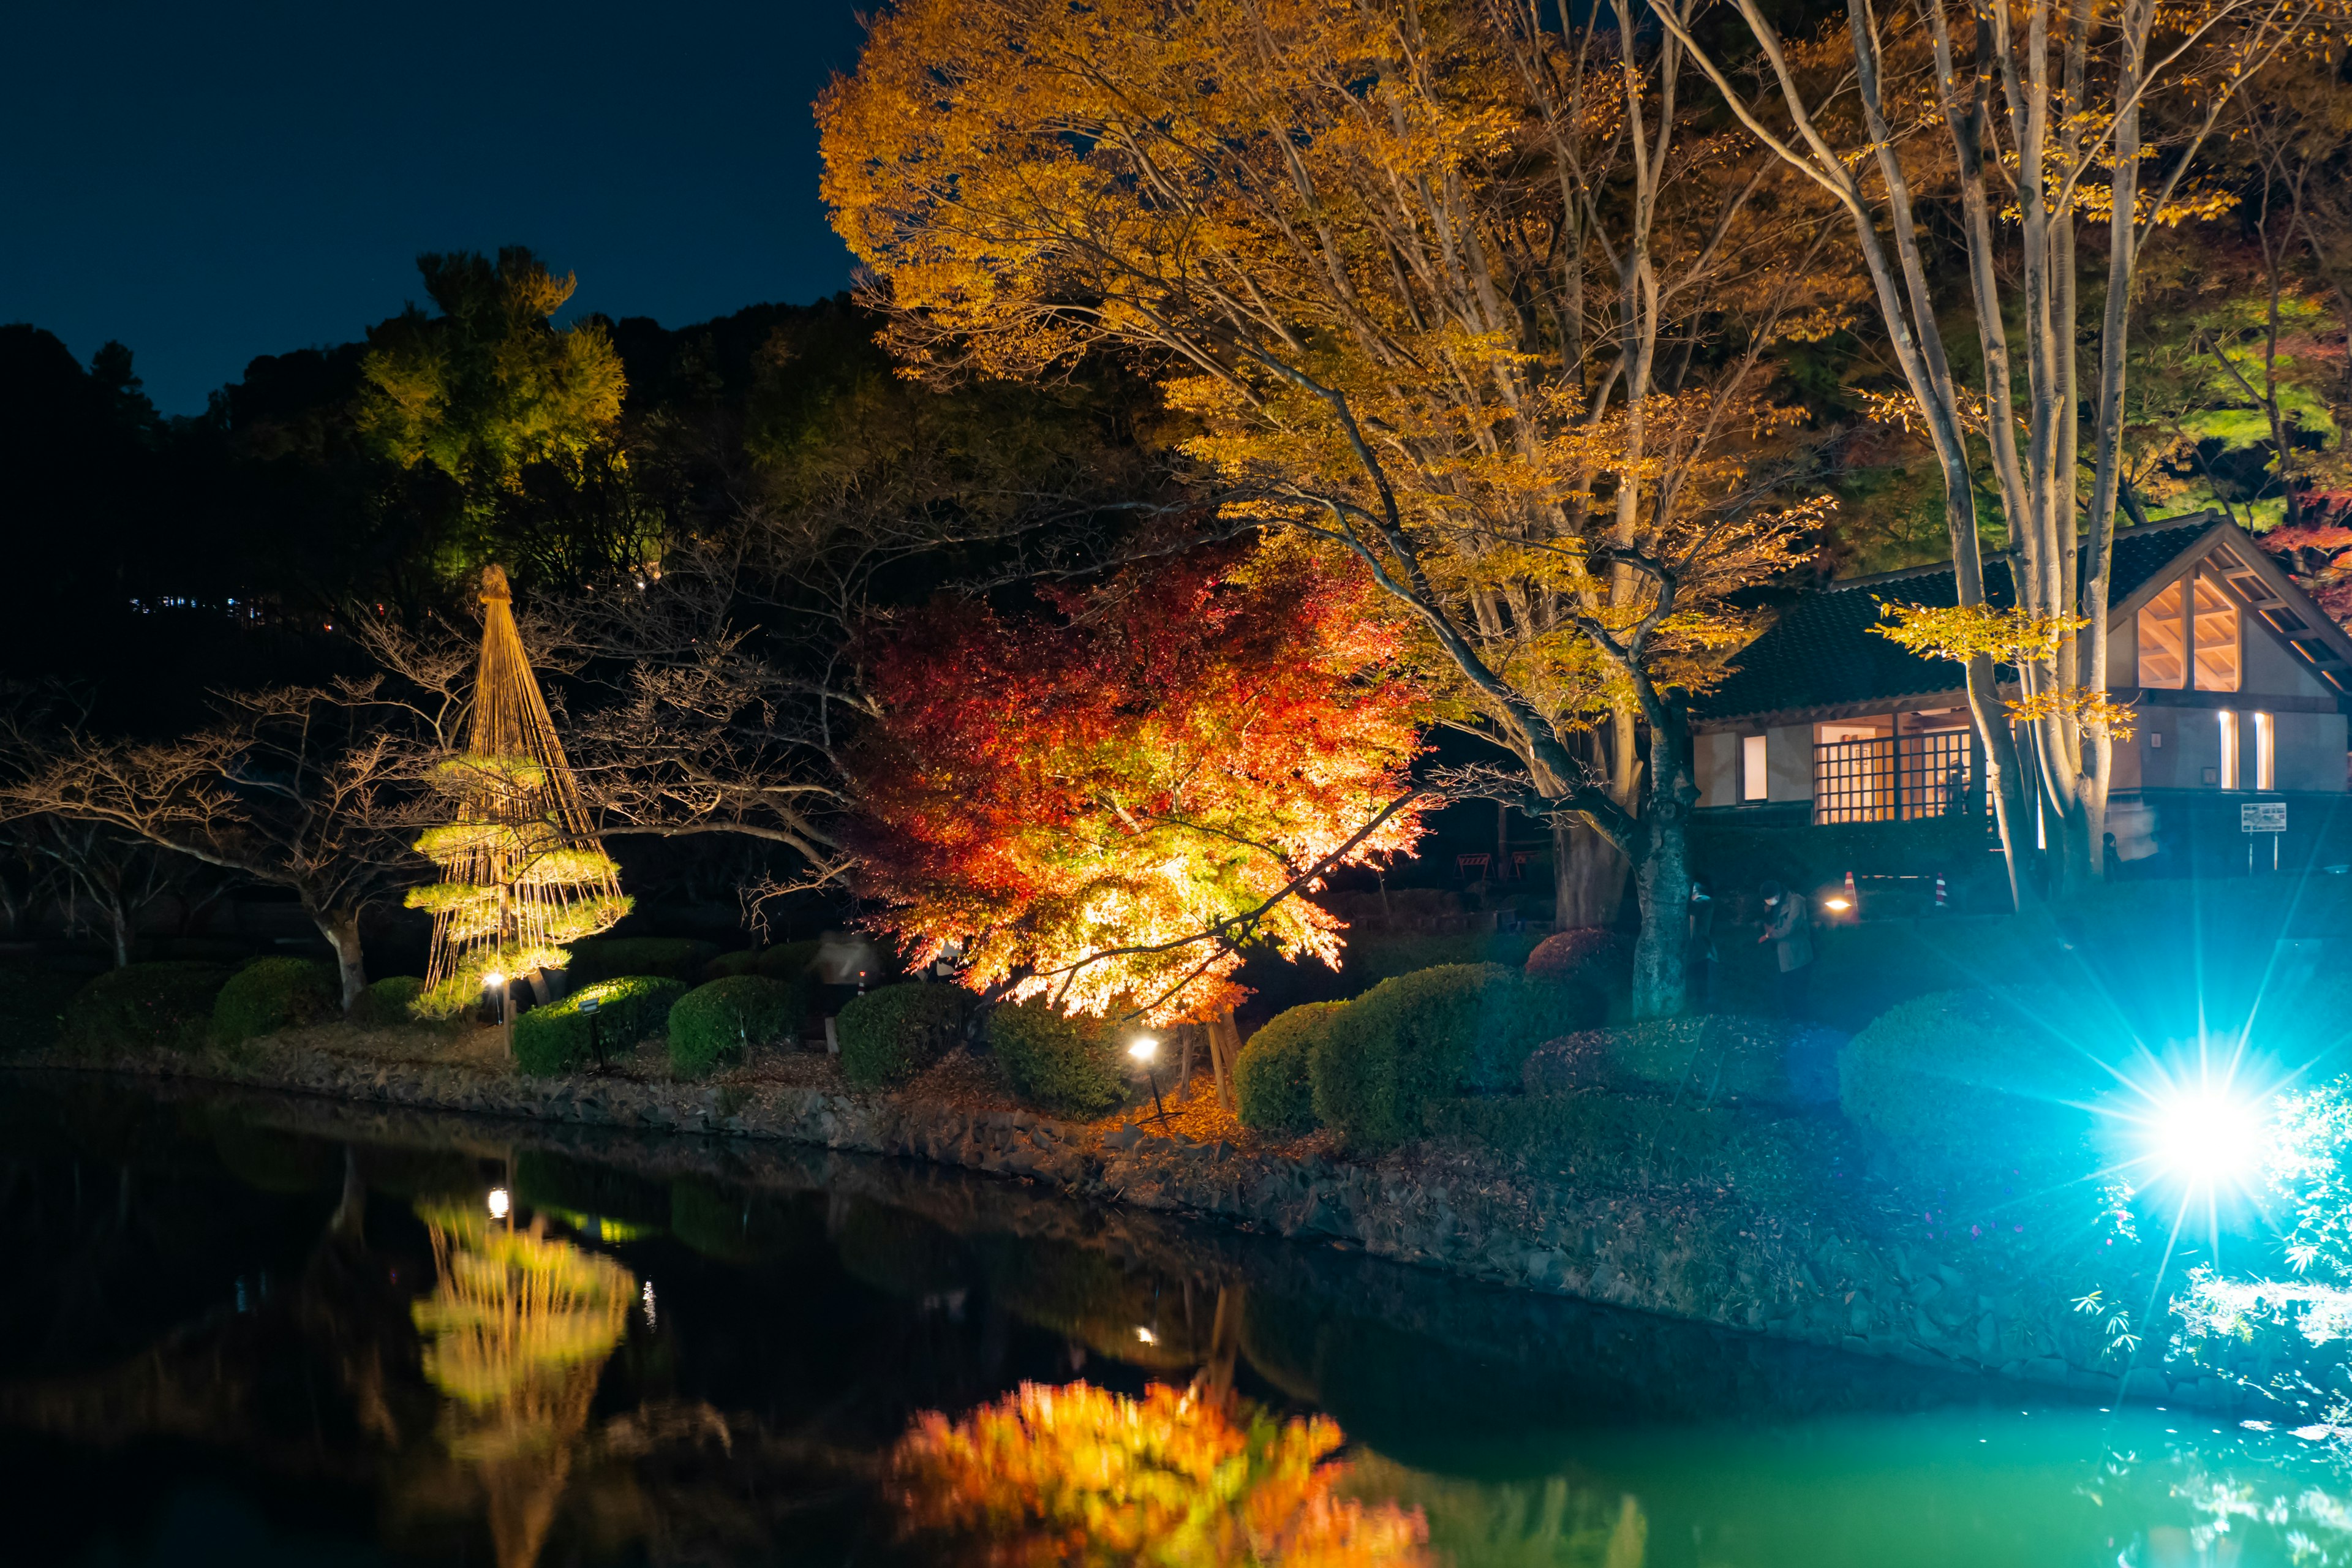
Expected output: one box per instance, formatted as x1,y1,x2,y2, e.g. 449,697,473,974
846,542,1428,1021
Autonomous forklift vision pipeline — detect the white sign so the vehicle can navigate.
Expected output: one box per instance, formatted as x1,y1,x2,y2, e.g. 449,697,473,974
2242,802,2288,833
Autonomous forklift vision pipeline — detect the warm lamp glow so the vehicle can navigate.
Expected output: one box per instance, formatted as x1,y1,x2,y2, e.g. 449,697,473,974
486,1186,511,1219
1135,1325,1158,1345
1823,897,1852,912
1128,1036,1158,1063
482,970,507,991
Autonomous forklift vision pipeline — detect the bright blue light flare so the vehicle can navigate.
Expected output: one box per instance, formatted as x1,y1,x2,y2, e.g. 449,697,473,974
2144,1082,2267,1190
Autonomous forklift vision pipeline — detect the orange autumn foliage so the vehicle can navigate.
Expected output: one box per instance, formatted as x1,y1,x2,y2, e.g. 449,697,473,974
845,545,1427,1021
891,1380,1430,1567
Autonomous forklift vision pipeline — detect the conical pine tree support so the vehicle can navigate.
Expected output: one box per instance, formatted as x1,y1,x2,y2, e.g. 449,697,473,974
408,565,630,1017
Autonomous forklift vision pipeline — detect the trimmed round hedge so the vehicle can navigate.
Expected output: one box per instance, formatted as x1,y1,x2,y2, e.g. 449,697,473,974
563,937,719,986
1839,986,2098,1170
1309,963,1574,1150
1236,1001,1348,1132
212,956,339,1044
1534,1014,1850,1108
668,974,797,1077
64,961,232,1053
511,976,687,1077
839,983,971,1088
349,975,426,1027
987,999,1122,1115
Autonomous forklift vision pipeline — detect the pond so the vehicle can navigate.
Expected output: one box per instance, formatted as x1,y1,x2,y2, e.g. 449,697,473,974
2,1074,2345,1567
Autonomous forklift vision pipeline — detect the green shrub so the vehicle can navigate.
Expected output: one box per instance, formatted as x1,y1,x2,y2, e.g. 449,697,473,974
62,962,232,1053
211,956,339,1044
839,983,971,1088
1542,1015,1850,1108
1422,1091,1843,1201
1236,1001,1348,1131
1308,964,1577,1150
987,999,1123,1115
668,975,797,1077
702,948,761,981
511,976,687,1077
0,964,90,1055
1840,986,2104,1171
754,939,824,1035
1525,926,1630,988
1340,928,1544,990
562,937,718,986
349,975,426,1027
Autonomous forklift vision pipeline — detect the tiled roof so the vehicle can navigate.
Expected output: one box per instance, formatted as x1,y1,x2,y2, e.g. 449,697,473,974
1697,515,2217,723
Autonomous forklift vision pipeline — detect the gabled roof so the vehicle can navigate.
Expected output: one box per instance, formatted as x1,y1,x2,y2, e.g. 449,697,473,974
1697,512,2352,725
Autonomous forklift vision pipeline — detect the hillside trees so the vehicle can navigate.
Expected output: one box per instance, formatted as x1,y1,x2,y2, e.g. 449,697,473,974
821,0,1854,1014
845,545,1431,1021
1657,0,2331,899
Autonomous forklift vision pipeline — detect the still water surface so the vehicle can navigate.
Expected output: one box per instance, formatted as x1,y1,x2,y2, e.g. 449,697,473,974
1,1075,2343,1567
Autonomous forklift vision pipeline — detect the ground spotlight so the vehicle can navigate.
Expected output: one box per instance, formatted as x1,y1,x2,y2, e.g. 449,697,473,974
2145,1082,2266,1191
487,1186,511,1220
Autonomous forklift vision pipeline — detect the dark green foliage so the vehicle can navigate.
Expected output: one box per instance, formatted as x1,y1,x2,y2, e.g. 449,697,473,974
839,982,971,1088
702,949,761,981
514,1149,671,1227
1530,1016,1850,1108
349,975,426,1027
0,964,89,1056
1236,1000,1347,1131
754,939,824,1034
1840,987,2102,1172
1340,928,1544,991
1525,927,1629,988
1307,964,1576,1150
211,956,339,1044
562,937,718,986
1422,1092,1845,1202
511,976,687,1077
62,962,232,1054
668,976,797,1077
987,999,1122,1115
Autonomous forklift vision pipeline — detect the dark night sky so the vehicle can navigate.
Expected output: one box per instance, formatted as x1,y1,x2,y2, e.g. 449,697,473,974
1,1,869,414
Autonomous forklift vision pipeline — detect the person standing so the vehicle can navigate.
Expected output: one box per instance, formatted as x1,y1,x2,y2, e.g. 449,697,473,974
1757,880,1814,1018
1686,880,1719,1011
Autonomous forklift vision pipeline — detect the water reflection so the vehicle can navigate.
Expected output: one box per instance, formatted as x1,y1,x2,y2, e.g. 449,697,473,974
891,1379,1430,1565
17,1079,2352,1565
409,1202,635,1568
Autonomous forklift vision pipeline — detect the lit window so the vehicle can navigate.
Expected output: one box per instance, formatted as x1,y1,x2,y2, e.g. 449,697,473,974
2192,571,2241,691
1742,734,1768,801
2218,710,2239,790
2138,579,2185,688
2255,711,2275,790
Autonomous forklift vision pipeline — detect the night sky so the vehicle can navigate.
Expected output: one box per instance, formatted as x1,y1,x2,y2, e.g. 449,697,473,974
2,0,869,414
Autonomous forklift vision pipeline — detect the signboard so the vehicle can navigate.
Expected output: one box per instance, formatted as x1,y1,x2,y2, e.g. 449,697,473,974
2242,802,2288,834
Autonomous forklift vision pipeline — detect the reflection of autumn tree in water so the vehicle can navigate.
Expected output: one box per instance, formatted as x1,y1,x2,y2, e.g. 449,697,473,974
892,1380,1430,1566
411,1202,635,1568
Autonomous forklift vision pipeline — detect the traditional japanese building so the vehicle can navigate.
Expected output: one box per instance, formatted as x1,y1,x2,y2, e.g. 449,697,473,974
1692,513,2352,868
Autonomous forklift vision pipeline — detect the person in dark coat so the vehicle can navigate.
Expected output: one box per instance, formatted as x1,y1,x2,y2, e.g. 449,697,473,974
1757,880,1814,1018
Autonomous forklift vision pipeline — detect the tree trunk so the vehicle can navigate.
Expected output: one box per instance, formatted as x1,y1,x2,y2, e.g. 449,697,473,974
315,907,369,1011
1628,771,1692,1019
1553,817,1629,929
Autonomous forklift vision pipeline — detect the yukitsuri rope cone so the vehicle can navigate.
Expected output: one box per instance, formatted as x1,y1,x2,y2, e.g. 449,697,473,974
407,565,630,1016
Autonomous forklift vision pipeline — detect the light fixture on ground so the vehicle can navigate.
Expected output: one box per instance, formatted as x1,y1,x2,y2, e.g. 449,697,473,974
487,1186,511,1220
2147,1080,2266,1191
1129,1035,1170,1126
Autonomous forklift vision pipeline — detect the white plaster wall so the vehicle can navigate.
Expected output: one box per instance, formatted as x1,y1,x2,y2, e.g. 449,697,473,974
1766,725,1814,802
2276,710,2349,792
2242,620,2340,702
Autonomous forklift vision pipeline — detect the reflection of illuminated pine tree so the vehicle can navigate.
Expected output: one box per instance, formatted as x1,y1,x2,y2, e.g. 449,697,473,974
407,565,628,1016
412,1203,635,1568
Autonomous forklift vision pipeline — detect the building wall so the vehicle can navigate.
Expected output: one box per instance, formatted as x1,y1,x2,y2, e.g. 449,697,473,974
1694,731,1739,808
2279,710,2349,791
1766,724,1814,802
2120,705,2343,793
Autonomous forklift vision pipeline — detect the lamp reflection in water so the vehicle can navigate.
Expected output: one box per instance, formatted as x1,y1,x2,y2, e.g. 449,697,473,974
411,1200,636,1568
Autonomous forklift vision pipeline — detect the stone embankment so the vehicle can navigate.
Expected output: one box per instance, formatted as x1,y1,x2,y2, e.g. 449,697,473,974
17,1042,2260,1414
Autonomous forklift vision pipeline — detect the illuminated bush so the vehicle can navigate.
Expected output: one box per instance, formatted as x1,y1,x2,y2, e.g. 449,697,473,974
1839,987,2098,1170
891,1380,1429,1564
987,998,1123,1115
839,982,971,1088
349,974,426,1027
211,956,340,1044
510,976,686,1077
1524,926,1630,990
62,961,232,1054
1237,1001,1347,1131
1308,965,1569,1150
667,975,797,1077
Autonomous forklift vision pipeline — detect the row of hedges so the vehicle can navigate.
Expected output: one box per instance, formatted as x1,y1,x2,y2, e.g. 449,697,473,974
512,977,689,1076
14,959,443,1058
